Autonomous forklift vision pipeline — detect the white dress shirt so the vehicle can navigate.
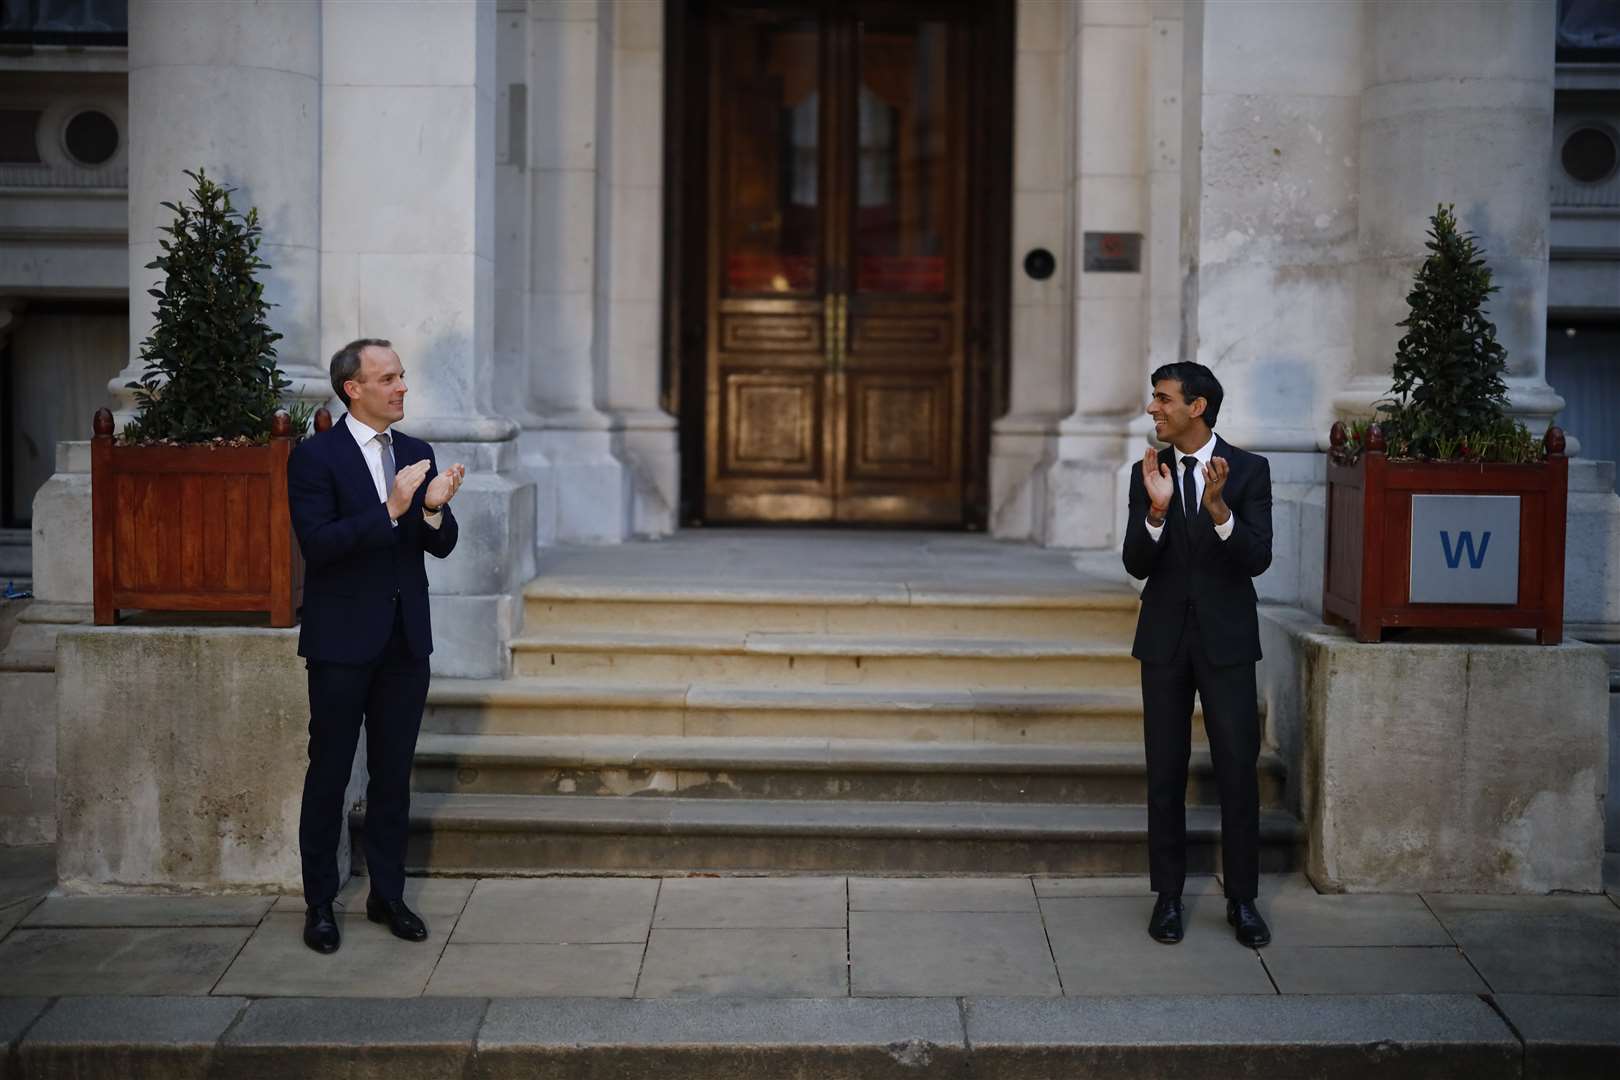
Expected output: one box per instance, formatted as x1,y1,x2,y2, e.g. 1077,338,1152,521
344,412,442,529
1145,432,1235,543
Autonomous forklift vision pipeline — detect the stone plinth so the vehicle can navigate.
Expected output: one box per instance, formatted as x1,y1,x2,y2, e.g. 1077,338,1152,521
1260,608,1608,894
56,625,359,893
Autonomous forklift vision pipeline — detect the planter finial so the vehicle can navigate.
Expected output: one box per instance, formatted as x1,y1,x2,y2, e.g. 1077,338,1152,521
271,410,292,438
1330,421,1347,449
314,408,333,434
1544,426,1566,456
93,407,114,438
1365,423,1386,454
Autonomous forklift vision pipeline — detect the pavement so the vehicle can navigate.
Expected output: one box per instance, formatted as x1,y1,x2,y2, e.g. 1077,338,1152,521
1,844,1617,1077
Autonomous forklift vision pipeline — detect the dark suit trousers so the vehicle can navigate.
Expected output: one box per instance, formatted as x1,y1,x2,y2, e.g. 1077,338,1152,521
299,604,430,907
1140,610,1261,900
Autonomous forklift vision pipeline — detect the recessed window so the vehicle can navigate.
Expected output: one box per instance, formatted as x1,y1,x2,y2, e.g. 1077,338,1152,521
63,109,119,166
0,109,43,163
1561,126,1619,184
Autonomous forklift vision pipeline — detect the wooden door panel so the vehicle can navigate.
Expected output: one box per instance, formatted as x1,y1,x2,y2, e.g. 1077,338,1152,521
720,310,824,354
849,312,950,357
845,370,953,482
720,370,825,480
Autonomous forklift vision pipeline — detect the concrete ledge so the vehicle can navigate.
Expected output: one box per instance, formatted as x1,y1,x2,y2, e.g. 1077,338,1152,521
1495,994,1620,1079
0,994,1607,1079
217,997,488,1080
0,999,50,1080
476,998,970,1080
18,996,246,1080
964,995,1522,1080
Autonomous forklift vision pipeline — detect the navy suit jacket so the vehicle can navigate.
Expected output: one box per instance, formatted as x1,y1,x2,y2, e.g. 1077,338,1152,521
287,417,458,664
1121,435,1272,667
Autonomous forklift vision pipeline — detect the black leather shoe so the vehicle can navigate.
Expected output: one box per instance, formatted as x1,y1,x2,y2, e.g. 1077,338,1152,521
1227,899,1271,948
303,904,340,954
366,894,429,942
1148,893,1184,944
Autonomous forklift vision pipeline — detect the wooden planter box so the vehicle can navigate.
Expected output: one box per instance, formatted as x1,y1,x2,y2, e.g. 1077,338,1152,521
1322,423,1568,644
91,408,318,627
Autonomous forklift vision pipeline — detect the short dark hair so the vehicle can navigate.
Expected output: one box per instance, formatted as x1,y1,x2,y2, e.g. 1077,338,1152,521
330,338,392,406
1150,361,1223,429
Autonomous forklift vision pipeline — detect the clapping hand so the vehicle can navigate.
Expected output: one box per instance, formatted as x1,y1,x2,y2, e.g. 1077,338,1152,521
1201,457,1230,525
423,464,466,512
386,460,432,521
1142,448,1174,524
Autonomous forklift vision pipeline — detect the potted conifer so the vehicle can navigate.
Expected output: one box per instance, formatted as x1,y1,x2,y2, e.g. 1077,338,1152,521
91,169,325,627
1323,205,1567,644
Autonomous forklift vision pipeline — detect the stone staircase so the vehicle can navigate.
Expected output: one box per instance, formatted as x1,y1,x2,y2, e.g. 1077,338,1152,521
378,540,1303,876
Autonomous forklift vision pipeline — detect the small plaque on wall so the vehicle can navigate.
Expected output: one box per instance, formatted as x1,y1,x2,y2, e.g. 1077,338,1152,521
1409,494,1521,604
1083,232,1142,273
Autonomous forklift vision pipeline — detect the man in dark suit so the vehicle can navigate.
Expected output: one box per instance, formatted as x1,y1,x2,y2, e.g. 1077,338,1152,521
1122,361,1273,948
288,337,465,954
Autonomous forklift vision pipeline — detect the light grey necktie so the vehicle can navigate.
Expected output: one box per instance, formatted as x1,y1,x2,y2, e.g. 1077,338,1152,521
375,432,396,498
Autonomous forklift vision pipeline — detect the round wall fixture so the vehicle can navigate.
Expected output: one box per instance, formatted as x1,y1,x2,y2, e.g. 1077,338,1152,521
63,109,119,166
1561,126,1618,184
1023,248,1055,281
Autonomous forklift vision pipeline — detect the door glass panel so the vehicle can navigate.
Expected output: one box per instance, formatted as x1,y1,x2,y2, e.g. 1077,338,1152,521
855,20,949,295
721,18,820,296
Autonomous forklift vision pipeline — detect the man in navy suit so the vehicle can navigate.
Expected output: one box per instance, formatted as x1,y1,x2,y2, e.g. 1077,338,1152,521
288,337,465,954
1122,362,1273,949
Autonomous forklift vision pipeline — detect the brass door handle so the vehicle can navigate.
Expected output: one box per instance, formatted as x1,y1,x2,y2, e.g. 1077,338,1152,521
825,294,848,372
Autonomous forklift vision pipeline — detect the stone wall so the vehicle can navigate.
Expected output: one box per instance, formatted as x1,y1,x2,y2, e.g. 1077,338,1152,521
1260,608,1609,894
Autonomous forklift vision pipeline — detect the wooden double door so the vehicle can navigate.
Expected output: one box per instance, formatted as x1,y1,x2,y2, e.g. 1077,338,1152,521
672,0,1010,526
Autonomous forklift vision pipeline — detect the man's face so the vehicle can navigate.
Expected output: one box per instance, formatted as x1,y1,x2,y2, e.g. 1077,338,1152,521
345,346,407,427
1146,378,1205,444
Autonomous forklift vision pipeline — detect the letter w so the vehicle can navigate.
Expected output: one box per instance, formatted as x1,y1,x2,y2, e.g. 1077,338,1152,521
1440,530,1491,570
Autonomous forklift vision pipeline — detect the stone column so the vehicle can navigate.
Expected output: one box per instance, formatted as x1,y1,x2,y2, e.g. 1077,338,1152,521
1336,0,1562,430
519,0,634,543
990,0,1074,540
114,0,328,417
594,0,679,538
321,0,533,677
1040,0,1152,549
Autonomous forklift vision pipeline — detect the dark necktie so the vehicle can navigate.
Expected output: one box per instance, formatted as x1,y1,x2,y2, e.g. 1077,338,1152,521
1183,456,1199,522
376,432,396,498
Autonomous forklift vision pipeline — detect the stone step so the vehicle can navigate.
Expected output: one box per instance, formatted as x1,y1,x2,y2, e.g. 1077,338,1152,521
423,679,1210,743
409,733,1288,807
369,794,1304,875
522,578,1140,640
508,631,1140,688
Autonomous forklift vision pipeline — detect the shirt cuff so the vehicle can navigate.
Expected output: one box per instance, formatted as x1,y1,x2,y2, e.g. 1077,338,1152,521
422,508,443,530
1145,516,1165,542
1214,513,1236,541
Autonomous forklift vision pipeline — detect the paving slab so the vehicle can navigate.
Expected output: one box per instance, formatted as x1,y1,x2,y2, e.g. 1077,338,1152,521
453,878,658,944
19,996,246,1080
0,899,38,942
0,847,53,909
218,997,487,1080
426,943,643,997
23,895,274,927
1035,874,1220,898
272,875,478,916
1040,896,1275,995
850,911,1060,997
1424,895,1620,994
637,928,847,997
0,998,50,1079
963,994,1521,1079
654,876,847,928
1495,994,1620,1080
0,926,249,996
475,997,969,1080
850,876,1036,912
1260,946,1488,994
213,914,449,997
1252,893,1453,947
